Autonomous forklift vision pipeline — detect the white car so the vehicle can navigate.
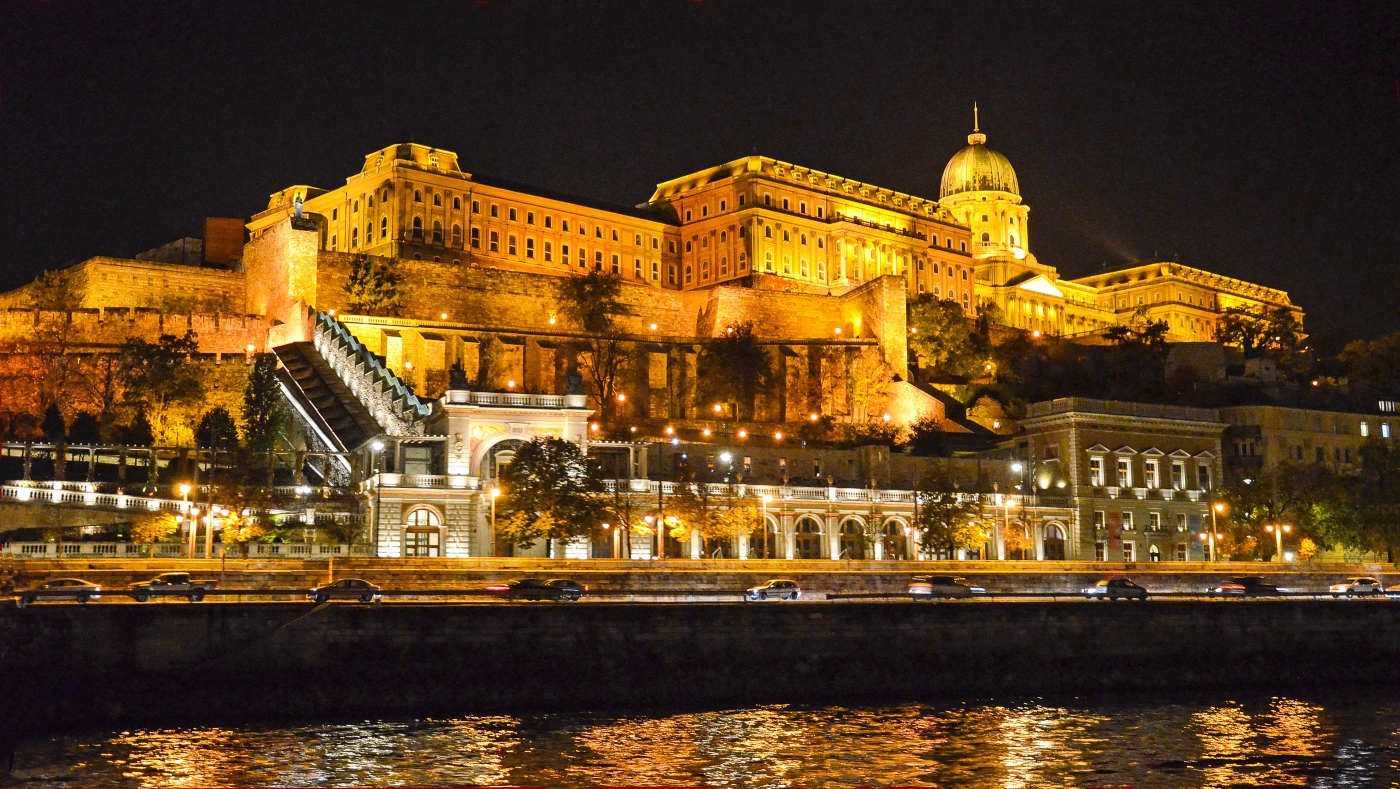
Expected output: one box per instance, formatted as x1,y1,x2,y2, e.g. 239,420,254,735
1330,577,1384,597
745,579,801,601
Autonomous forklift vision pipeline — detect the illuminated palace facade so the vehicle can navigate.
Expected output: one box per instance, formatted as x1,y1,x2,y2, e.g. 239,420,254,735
249,121,1297,342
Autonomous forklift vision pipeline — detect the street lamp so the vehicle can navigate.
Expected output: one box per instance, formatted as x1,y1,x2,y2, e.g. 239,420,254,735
1208,501,1226,562
1265,523,1291,562
178,483,193,557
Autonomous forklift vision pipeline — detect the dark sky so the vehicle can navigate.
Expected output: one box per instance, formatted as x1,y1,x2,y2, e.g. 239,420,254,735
2,1,1397,344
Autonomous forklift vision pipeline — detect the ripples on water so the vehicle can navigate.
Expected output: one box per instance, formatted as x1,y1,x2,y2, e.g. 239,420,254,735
13,697,1400,787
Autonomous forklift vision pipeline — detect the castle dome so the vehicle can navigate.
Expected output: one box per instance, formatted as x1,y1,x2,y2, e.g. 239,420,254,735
939,107,1019,199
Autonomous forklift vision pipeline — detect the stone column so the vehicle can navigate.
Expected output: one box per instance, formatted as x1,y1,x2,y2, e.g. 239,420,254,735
782,512,795,560
826,514,840,560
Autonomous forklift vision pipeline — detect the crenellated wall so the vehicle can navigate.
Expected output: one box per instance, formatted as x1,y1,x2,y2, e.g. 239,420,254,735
0,308,272,354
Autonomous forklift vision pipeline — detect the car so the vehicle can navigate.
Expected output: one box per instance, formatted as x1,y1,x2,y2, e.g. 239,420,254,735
129,572,220,602
908,576,986,599
745,579,802,601
16,578,102,608
485,578,587,601
1083,578,1148,601
1330,577,1384,597
309,578,382,604
1208,576,1287,597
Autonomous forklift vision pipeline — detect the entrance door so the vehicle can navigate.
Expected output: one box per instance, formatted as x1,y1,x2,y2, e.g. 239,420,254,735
838,520,865,560
404,508,442,557
795,517,822,559
1043,523,1067,560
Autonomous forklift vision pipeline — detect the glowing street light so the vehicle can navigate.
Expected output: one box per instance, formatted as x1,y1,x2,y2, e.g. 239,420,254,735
1265,523,1291,562
1208,500,1226,562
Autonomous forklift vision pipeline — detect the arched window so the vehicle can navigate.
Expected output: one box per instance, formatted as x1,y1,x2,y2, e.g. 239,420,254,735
720,256,728,275
351,227,359,247
884,521,908,561
764,226,773,239
782,254,791,274
981,232,990,242
453,196,462,210
432,220,443,244
783,230,790,242
795,517,822,559
404,508,441,557
433,193,441,207
412,216,424,240
839,520,865,560
764,251,774,271
452,224,462,247
414,189,423,203
382,189,390,202
489,230,499,252
380,217,388,238
720,231,726,242
684,264,693,284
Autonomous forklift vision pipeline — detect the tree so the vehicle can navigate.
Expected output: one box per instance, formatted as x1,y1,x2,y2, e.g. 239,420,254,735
123,409,155,447
1351,441,1400,561
913,469,986,558
475,334,505,390
343,254,405,316
1340,333,1400,396
242,354,285,451
906,414,953,457
847,347,895,423
118,331,204,444
68,412,101,444
1217,304,1309,374
27,268,83,311
696,322,772,422
558,273,630,421
40,403,66,442
496,437,604,550
907,295,988,379
130,512,180,554
220,513,268,558
195,407,240,450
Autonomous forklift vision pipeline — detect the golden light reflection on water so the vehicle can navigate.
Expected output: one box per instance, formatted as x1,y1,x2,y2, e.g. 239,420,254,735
15,698,1400,788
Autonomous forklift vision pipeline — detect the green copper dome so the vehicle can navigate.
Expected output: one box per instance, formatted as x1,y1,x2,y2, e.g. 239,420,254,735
940,120,1020,199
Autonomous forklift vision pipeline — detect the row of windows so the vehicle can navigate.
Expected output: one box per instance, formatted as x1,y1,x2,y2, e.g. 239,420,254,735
474,202,661,249
1087,456,1212,491
1092,510,1195,532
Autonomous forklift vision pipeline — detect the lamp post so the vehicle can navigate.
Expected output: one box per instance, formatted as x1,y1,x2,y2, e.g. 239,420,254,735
370,440,385,554
1208,501,1225,562
1265,523,1291,562
761,494,773,559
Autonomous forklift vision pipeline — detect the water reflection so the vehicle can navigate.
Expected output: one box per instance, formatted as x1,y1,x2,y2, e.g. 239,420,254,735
15,697,1400,788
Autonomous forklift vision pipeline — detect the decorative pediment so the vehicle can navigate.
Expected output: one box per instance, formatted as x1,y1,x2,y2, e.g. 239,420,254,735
1169,449,1193,458
1086,444,1110,453
1016,274,1065,299
1142,447,1165,457
1114,446,1137,455
1194,451,1216,460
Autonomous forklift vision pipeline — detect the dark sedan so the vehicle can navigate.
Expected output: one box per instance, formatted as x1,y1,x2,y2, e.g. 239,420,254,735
16,578,102,607
1209,576,1287,597
1083,578,1149,601
308,578,383,604
486,578,587,601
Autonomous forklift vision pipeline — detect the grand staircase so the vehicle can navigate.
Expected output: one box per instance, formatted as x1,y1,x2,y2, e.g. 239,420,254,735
273,312,431,451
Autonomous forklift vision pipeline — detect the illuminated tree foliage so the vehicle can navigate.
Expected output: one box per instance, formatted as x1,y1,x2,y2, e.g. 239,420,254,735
696,322,771,422
343,254,405,316
913,469,986,557
496,436,603,549
557,272,630,421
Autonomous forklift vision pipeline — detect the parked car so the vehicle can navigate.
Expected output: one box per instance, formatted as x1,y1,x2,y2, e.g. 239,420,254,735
908,576,986,599
15,578,102,608
309,578,382,604
1083,578,1149,601
129,572,220,602
745,579,802,601
1208,576,1287,597
485,579,587,601
1330,577,1384,597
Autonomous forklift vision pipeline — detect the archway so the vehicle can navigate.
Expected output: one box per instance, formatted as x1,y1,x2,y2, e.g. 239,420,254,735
795,516,823,560
750,514,779,559
1043,522,1066,561
705,535,734,559
838,518,865,560
883,520,909,561
480,437,527,480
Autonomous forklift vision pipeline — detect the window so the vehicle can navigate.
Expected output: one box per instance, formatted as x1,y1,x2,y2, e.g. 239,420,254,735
470,227,480,248
686,241,692,253
595,250,604,270
765,226,773,239
351,227,359,247
1122,512,1135,531
414,189,423,203
739,226,746,239
800,258,809,277
526,211,535,225
508,207,517,222
652,237,659,249
764,194,772,206
383,189,390,203
353,200,359,213
634,258,642,278
562,219,570,232
739,252,747,270
332,207,339,221
685,210,692,222
526,237,535,258
432,220,443,244
1144,460,1159,489
720,199,727,211
739,195,746,206
652,260,660,280
1176,513,1187,532
612,228,619,241
668,240,676,253
595,226,603,239
701,237,708,248
782,254,791,274
720,256,729,275
453,196,461,210
1148,512,1161,531
634,233,641,245
1197,464,1212,491
817,260,825,280
782,197,790,210
1171,461,1185,489
544,241,553,262
472,200,480,214
701,260,710,280
1095,542,1107,561
1093,510,1106,531
816,206,823,218
330,234,337,250
685,264,693,284
489,231,499,253
817,237,824,249
577,246,586,267
433,193,441,207
452,224,462,247
545,216,553,229
611,253,620,274
669,264,677,285
490,204,499,218
1175,543,1187,561
701,205,708,217
508,235,517,255
412,216,424,239
800,201,807,214
380,217,388,238
1123,540,1136,562
1362,422,1370,437
800,233,807,245
765,251,774,271
1089,457,1104,486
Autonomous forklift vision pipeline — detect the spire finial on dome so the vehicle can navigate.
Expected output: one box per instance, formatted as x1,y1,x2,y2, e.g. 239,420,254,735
969,103,987,145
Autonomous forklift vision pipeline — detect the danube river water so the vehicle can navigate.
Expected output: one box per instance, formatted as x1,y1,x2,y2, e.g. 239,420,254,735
11,696,1400,787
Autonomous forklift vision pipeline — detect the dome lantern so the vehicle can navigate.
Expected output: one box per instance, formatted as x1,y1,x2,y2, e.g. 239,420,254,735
939,104,1019,199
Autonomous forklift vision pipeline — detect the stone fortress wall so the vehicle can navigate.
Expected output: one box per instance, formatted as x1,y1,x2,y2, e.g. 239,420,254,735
0,308,271,355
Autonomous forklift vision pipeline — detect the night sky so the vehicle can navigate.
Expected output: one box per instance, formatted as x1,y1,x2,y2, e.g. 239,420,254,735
2,1,1397,346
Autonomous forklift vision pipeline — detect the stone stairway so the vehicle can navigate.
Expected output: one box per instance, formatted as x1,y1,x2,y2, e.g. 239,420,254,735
308,311,429,436
273,341,382,452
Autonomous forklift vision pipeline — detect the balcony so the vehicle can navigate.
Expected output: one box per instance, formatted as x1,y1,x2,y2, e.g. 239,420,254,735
441,390,589,409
